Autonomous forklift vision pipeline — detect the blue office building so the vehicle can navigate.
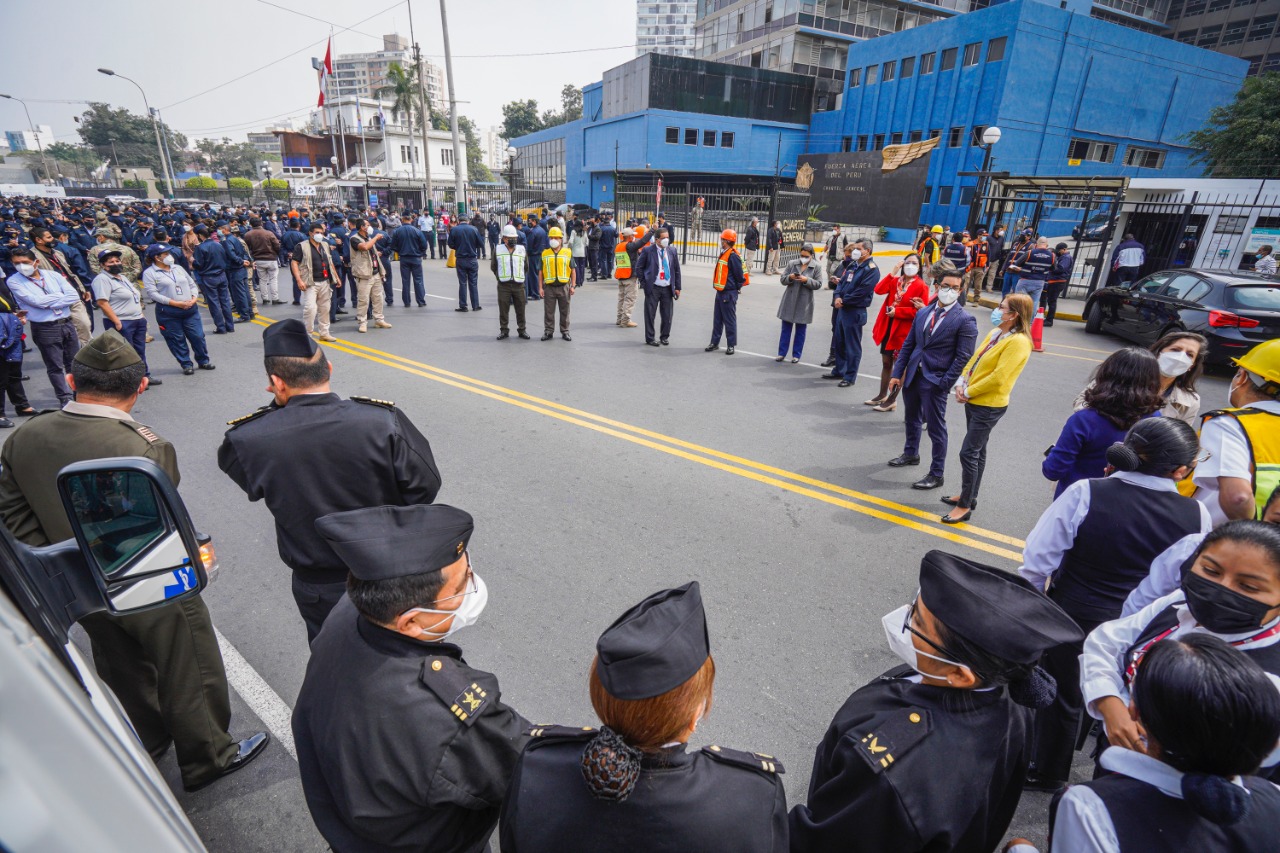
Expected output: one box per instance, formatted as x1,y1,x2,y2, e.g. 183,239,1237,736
807,0,1247,232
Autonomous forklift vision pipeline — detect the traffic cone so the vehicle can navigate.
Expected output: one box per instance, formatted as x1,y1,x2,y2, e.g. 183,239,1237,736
1031,305,1045,352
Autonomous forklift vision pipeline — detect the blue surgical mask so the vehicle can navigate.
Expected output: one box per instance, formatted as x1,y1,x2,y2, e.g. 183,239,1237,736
991,307,1005,326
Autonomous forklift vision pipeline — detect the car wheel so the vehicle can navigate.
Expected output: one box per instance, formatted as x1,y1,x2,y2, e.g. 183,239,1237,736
1084,301,1103,334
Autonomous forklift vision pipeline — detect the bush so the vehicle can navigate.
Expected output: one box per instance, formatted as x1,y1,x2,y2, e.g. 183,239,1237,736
228,177,253,189
262,178,289,190
185,176,218,189
122,179,147,189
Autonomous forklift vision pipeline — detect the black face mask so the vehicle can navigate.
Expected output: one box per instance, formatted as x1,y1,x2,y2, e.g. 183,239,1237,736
104,265,123,275
1182,570,1280,634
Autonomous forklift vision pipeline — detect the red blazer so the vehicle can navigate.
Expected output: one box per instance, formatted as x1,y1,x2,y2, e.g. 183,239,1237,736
872,274,929,350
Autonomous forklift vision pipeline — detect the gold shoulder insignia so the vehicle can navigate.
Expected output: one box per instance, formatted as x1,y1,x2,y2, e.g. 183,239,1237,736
526,724,597,739
225,406,273,428
450,682,489,722
351,395,396,410
852,708,932,775
700,744,785,775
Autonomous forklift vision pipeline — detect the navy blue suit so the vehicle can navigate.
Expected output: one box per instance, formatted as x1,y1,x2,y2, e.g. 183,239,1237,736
192,239,236,332
891,302,978,478
636,242,682,343
831,259,879,382
598,223,617,279
390,224,428,305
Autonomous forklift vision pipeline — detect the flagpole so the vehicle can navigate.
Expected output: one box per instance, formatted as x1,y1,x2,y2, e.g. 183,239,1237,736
358,102,370,177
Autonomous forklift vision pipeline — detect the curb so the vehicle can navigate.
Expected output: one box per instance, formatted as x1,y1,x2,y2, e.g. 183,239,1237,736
973,293,1084,324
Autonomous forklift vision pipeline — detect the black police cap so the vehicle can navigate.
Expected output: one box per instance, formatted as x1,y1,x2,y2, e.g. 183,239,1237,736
919,551,1083,665
595,581,710,700
261,318,318,358
315,504,474,582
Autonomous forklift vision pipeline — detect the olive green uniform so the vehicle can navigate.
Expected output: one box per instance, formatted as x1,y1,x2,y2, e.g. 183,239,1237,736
0,403,238,788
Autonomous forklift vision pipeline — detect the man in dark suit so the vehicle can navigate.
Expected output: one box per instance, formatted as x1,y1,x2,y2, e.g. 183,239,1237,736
887,269,977,490
635,226,681,346
822,239,877,387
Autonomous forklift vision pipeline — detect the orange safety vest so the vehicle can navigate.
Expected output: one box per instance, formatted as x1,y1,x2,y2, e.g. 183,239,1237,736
713,248,748,290
975,239,989,268
614,240,632,280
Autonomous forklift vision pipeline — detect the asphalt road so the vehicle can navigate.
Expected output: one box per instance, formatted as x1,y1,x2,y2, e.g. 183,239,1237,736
21,255,1231,852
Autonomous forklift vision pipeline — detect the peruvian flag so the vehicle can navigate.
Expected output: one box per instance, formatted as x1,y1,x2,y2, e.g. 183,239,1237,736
315,38,333,107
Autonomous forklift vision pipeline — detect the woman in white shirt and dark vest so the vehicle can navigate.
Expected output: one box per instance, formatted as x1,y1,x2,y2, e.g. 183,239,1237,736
1019,417,1210,791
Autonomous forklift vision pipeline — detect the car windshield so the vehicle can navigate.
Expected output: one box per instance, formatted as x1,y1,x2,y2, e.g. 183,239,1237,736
1229,286,1280,311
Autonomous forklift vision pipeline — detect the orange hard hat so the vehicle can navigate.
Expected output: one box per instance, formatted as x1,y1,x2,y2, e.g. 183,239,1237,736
721,228,737,242
635,224,647,239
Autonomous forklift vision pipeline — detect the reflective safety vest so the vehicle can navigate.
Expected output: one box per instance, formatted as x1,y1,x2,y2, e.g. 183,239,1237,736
541,247,573,284
1183,407,1280,512
713,248,742,291
614,240,632,280
495,245,527,283
974,239,989,268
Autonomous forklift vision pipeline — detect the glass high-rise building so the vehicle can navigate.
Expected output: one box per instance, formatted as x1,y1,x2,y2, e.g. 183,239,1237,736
638,1,699,57
1166,0,1279,76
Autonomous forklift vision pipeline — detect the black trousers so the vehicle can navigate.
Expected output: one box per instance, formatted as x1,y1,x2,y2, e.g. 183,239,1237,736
956,403,1007,508
0,359,29,413
292,574,348,645
30,318,79,405
80,597,238,788
1031,598,1103,782
1044,281,1065,324
643,285,674,342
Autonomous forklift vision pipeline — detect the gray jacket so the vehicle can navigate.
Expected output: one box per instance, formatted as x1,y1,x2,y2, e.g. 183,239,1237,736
777,257,823,325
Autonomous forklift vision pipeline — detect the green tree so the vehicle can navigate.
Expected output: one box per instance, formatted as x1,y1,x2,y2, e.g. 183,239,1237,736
185,176,217,189
228,177,253,189
501,99,543,140
194,138,267,179
457,116,494,183
376,62,423,133
560,85,583,123
1186,72,1280,177
38,142,105,180
75,102,187,176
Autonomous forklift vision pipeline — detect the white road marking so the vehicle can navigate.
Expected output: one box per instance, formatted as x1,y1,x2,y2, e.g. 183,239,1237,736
735,349,881,382
214,627,297,760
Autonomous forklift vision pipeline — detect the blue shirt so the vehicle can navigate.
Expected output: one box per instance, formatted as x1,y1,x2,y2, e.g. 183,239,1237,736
447,223,483,260
192,239,230,282
1043,408,1161,498
7,268,81,323
390,224,427,259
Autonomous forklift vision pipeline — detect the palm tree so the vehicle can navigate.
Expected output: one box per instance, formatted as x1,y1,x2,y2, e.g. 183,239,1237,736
376,61,422,180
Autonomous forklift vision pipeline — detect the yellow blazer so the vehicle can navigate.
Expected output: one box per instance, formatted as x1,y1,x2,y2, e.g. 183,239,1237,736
960,329,1032,407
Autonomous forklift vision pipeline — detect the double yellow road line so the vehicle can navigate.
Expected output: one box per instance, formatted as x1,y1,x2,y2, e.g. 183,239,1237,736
252,317,1027,562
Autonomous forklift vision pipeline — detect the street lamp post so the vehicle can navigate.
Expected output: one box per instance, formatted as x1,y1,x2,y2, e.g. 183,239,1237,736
260,161,274,206
0,94,52,182
97,68,175,199
967,126,1002,234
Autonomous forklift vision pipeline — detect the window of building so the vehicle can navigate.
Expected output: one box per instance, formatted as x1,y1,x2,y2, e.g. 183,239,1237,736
939,186,954,205
1208,0,1232,10
865,64,879,85
665,126,679,144
873,134,886,150
721,131,735,148
909,130,923,142
901,56,915,78
1247,55,1263,75
970,125,986,146
841,136,852,152
442,148,454,167
1250,15,1276,40
1222,20,1248,44
1198,24,1223,45
959,186,976,206
920,52,936,74
1176,29,1198,42
1263,53,1280,73
940,47,958,71
857,135,869,151
948,126,964,147
1124,146,1167,169
882,61,896,82
891,132,903,145
962,42,981,66
987,37,1007,62
923,186,931,206
849,67,861,88
685,128,698,145
929,127,942,141
703,129,717,146
1183,0,1206,13
1068,137,1116,163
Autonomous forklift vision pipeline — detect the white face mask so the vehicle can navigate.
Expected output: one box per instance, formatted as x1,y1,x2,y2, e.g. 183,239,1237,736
403,571,488,640
936,287,959,306
158,254,173,268
1158,350,1194,378
882,604,969,682
902,264,919,277
549,239,561,249
182,225,192,233
660,238,670,248
15,263,35,277
850,249,863,261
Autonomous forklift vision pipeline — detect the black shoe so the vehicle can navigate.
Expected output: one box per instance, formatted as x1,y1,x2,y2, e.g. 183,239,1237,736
183,732,270,793
726,347,735,355
562,333,571,341
541,333,553,341
940,510,972,524
336,308,348,314
272,300,285,305
496,332,509,340
912,474,944,490
198,363,216,371
660,339,669,345
15,407,36,417
225,327,235,333
888,454,920,467
418,303,427,307
147,377,163,386
212,329,226,335
21,374,29,380
518,331,531,339
705,344,720,352
820,358,836,368
821,373,842,380
0,417,13,429
838,380,852,387
1024,772,1067,794
291,301,300,306
473,306,483,311
647,340,660,347
1043,320,1054,327
456,307,469,312
183,367,195,375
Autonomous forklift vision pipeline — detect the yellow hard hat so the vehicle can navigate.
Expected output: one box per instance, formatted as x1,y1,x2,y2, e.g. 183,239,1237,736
1235,338,1280,389
931,225,944,234
547,226,563,239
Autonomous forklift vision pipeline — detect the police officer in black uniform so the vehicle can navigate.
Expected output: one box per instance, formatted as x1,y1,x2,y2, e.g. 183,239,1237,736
789,551,1083,853
293,503,529,853
217,320,443,642
499,581,788,853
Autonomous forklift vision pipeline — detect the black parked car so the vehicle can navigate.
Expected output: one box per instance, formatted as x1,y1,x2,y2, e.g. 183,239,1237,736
1083,269,1280,366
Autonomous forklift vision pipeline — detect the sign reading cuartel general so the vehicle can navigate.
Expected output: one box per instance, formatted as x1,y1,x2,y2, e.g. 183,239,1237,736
796,138,938,230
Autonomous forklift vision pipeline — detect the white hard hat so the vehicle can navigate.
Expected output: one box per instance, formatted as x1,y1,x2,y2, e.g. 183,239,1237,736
501,224,518,238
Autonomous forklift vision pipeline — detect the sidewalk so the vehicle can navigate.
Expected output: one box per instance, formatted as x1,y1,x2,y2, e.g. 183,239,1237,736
971,289,1087,323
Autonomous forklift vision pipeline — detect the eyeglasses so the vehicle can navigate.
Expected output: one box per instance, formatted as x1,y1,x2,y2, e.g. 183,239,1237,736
903,595,962,661
937,285,960,293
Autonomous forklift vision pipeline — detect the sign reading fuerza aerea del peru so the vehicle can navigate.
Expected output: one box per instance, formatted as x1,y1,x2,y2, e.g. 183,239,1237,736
796,137,939,230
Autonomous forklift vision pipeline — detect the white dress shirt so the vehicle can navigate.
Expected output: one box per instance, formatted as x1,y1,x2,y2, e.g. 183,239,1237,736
1018,471,1213,592
1195,399,1280,526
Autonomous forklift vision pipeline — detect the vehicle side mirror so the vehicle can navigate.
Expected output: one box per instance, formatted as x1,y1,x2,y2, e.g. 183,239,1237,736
56,457,211,616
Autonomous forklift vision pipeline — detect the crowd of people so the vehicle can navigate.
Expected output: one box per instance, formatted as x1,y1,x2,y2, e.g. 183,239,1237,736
1,192,1280,852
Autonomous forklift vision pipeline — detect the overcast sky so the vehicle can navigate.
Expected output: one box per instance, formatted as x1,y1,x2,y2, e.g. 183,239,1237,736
0,0,644,147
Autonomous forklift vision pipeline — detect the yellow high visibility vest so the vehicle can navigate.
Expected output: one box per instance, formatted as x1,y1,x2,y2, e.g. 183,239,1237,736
541,247,573,284
614,240,632,279
1183,407,1280,513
